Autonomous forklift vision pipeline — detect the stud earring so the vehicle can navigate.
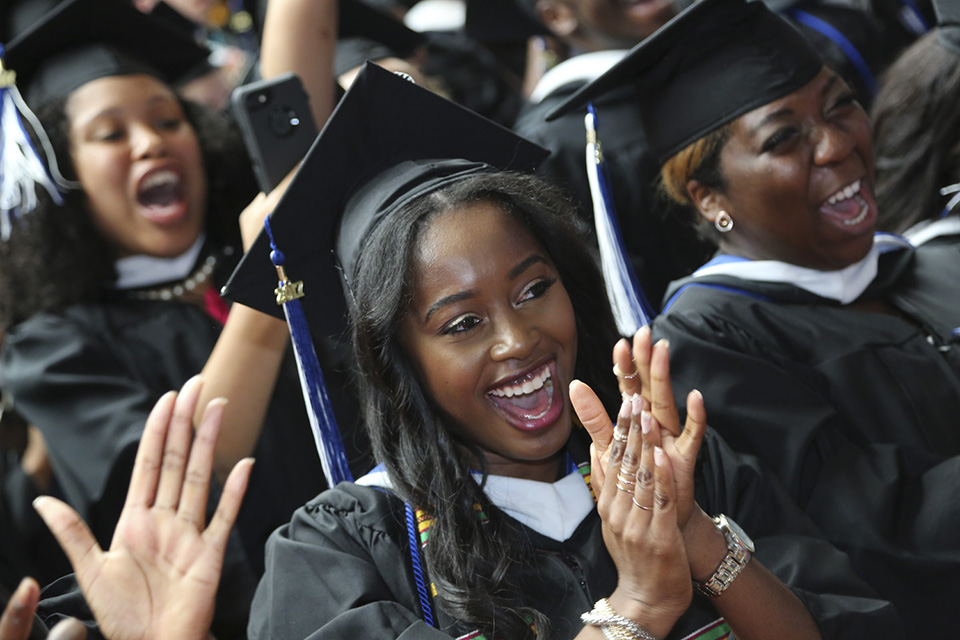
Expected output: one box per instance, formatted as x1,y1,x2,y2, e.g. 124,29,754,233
714,210,734,233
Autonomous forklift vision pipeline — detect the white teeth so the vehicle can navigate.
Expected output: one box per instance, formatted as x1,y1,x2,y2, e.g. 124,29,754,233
826,179,861,206
140,170,179,191
489,365,551,398
842,195,869,226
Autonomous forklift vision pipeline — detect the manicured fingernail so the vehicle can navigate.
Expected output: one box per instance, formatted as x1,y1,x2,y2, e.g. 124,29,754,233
641,410,652,434
654,446,665,466
619,399,631,417
631,396,643,415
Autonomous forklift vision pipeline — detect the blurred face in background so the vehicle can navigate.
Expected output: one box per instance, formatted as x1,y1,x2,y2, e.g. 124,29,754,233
67,74,207,258
536,0,677,51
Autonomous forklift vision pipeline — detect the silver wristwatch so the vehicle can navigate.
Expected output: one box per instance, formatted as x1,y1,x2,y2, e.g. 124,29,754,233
693,514,755,597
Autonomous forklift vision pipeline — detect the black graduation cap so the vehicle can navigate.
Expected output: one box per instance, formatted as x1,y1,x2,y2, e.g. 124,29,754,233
545,0,824,164
223,62,548,339
3,0,210,108
933,0,960,55
464,0,551,43
335,0,428,77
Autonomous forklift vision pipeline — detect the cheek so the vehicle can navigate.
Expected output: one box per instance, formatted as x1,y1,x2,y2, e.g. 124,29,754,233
73,146,127,196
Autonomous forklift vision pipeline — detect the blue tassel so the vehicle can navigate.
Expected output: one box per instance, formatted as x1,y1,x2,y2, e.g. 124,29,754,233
0,44,66,240
263,216,354,487
584,102,655,335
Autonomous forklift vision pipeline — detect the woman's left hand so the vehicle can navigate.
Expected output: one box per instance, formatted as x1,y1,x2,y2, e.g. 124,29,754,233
572,326,707,531
596,397,692,637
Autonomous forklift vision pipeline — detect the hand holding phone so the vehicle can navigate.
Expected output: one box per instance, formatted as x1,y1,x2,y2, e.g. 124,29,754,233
231,72,319,193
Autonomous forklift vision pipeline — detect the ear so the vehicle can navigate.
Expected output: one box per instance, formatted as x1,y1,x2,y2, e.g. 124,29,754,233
686,179,726,226
535,0,578,38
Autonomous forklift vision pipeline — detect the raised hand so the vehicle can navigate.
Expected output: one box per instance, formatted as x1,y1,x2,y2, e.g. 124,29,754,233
33,376,253,640
571,326,706,511
594,396,692,640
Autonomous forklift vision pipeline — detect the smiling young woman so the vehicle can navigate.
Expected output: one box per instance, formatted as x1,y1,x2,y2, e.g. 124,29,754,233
548,0,960,634
226,63,899,640
398,202,578,482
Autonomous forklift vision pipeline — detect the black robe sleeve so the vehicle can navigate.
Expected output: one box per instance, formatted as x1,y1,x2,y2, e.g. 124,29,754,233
249,485,453,640
694,431,904,639
0,312,158,546
653,297,960,635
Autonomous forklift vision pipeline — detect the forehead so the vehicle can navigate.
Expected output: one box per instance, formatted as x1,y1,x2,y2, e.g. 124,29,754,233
410,202,547,289
65,73,179,123
729,68,844,134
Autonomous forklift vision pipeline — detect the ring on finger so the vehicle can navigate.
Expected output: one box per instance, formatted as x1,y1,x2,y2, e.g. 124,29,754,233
616,482,635,493
632,496,652,510
612,364,639,380
612,427,629,443
616,471,635,486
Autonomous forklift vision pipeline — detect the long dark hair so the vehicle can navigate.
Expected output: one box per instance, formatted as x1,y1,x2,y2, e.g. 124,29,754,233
872,32,960,233
0,92,256,329
349,171,620,639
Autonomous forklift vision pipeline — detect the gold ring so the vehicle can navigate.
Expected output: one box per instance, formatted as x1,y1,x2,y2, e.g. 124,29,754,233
632,497,652,511
616,474,635,486
616,483,635,494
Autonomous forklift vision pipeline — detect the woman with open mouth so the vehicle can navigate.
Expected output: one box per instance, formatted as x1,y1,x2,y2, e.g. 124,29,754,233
0,0,338,616
228,63,896,640
548,0,960,634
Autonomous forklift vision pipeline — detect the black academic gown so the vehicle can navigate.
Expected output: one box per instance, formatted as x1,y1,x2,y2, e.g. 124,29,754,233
0,249,357,635
249,431,899,640
0,293,335,569
652,243,960,634
513,77,713,309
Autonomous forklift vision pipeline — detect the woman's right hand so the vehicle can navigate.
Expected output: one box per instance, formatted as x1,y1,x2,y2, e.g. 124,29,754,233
596,396,692,639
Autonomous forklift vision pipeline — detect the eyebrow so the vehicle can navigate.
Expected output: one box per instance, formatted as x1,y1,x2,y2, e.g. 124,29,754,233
81,94,179,127
423,254,549,323
749,75,840,136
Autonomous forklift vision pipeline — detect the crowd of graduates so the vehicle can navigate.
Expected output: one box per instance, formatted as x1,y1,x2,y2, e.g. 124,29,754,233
0,0,958,638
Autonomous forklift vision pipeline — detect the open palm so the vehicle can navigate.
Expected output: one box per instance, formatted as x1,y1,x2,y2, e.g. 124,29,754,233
34,376,253,640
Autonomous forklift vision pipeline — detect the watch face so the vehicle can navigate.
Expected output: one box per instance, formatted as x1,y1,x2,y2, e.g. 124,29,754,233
719,514,756,553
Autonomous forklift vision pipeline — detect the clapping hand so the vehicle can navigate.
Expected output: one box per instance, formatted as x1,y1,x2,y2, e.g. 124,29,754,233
570,326,706,526
32,376,253,640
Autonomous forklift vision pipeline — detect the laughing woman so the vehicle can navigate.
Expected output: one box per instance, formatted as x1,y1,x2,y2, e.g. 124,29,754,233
229,64,897,640
0,0,329,591
548,0,960,634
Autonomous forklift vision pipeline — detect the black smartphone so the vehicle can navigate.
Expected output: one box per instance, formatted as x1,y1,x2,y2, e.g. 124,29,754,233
230,72,318,193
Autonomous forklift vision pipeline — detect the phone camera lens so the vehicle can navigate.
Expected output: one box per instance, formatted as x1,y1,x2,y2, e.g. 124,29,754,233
270,107,299,137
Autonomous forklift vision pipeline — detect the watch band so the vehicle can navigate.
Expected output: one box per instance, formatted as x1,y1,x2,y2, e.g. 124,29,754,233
693,514,753,597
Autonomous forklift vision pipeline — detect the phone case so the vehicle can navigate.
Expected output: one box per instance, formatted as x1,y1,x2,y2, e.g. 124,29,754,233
230,72,318,193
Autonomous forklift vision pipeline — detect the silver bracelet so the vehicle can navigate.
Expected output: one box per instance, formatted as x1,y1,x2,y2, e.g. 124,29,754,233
581,598,657,640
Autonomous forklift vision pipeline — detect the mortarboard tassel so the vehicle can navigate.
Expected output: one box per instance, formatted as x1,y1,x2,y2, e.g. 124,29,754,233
262,215,354,487
940,183,960,219
0,44,69,240
584,102,655,336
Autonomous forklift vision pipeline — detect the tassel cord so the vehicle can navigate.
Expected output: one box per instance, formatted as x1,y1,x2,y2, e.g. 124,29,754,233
263,215,353,487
